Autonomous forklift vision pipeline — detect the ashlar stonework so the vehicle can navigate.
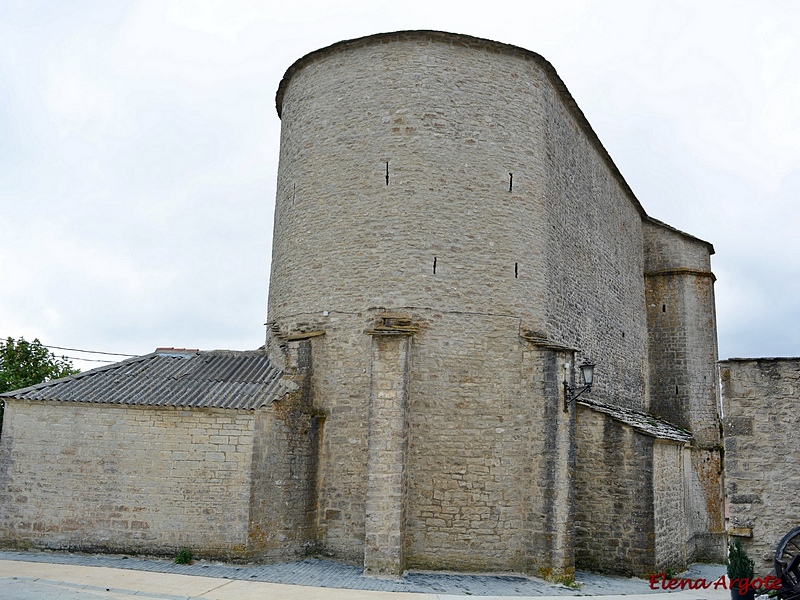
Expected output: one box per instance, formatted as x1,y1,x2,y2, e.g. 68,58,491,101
720,358,800,572
266,30,725,577
0,31,728,579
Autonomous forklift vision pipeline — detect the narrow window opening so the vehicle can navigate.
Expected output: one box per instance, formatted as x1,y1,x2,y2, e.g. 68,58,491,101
514,262,518,278
509,172,513,192
622,331,625,339
385,162,389,186
675,385,679,395
433,257,437,274
662,304,666,312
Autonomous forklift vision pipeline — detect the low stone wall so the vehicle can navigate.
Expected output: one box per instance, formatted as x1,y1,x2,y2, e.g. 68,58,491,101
0,400,255,559
575,406,655,575
575,406,690,575
653,440,687,570
720,358,800,571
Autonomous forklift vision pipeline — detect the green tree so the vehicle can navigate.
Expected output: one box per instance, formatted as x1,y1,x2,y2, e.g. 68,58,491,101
0,337,79,434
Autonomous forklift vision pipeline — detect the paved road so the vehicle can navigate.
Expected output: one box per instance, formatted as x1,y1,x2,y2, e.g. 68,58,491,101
0,551,730,599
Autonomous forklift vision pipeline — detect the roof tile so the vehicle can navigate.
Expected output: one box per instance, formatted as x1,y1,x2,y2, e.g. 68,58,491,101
0,350,287,410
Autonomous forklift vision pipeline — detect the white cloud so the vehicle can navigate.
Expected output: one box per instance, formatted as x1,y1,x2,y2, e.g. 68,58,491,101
0,0,798,362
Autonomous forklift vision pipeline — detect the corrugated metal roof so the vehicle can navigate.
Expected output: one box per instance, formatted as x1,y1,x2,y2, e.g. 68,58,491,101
0,350,288,410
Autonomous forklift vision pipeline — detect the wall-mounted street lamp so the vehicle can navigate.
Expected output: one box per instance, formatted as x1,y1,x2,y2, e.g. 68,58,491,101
563,359,595,412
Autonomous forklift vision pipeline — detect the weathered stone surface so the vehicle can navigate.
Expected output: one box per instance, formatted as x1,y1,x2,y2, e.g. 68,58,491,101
575,405,656,575
0,30,727,576
653,441,688,570
0,401,255,558
265,30,723,575
249,339,322,561
721,358,800,568
364,328,412,577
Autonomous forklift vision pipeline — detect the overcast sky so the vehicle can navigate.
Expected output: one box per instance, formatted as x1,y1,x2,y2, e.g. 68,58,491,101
1,0,798,370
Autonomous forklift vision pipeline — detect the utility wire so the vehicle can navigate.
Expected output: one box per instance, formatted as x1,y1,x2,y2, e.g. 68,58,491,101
0,336,138,359
45,345,136,358
61,355,117,364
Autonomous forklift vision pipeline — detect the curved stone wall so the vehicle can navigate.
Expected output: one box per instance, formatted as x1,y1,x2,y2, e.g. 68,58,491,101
270,34,550,325
266,31,693,573
269,31,649,408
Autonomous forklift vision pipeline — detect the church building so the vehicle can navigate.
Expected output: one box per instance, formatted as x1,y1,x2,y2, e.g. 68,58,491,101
0,31,725,579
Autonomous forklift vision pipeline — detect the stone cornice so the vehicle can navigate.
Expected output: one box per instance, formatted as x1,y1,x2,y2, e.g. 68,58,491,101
644,268,716,281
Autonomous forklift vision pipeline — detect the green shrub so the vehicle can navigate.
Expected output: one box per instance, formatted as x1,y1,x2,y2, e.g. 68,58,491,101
174,547,193,565
727,538,754,580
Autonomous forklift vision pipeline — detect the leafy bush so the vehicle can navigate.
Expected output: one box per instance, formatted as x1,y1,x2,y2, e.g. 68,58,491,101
174,547,193,565
727,538,755,580
0,337,78,393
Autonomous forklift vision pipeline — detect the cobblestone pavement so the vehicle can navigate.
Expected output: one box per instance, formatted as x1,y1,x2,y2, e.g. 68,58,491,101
0,550,727,597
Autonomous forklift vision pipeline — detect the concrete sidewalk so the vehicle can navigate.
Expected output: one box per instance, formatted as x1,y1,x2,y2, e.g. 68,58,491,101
6,559,412,600
0,552,731,600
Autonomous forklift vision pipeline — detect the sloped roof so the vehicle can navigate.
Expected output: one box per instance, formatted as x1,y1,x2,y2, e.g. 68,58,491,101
578,397,692,443
0,349,288,410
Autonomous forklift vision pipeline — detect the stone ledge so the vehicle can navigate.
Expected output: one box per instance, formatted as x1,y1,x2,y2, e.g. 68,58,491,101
278,330,326,341
727,527,753,538
366,313,419,336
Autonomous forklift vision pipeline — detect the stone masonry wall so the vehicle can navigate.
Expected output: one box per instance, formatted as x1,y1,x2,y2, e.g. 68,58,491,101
720,358,800,572
574,406,655,575
541,71,649,412
305,314,372,564
645,271,716,435
403,312,530,572
653,440,687,570
270,31,650,414
685,447,725,561
268,31,663,572
643,221,724,563
643,220,719,446
364,330,412,576
530,348,576,581
270,34,552,328
270,309,576,576
403,313,554,574
0,401,255,557
249,340,322,561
